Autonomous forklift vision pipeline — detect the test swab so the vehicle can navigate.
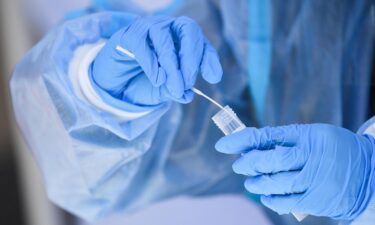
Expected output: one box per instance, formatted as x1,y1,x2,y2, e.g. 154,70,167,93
116,45,136,59
192,88,225,110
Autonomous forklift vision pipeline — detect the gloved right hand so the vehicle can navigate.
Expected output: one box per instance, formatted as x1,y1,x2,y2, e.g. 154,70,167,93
92,16,223,107
215,124,375,220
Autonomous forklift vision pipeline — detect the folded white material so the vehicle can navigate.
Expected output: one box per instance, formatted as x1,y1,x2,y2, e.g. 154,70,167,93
69,40,151,121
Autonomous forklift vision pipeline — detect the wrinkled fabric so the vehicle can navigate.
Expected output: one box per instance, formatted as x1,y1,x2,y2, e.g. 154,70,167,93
92,0,184,15
10,10,246,221
265,1,375,131
10,0,375,224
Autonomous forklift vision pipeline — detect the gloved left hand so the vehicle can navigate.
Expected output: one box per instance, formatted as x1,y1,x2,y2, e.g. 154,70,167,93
92,16,222,107
215,124,375,220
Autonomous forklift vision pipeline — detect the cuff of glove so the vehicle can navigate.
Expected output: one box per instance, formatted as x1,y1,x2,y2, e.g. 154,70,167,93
353,118,375,224
69,40,152,121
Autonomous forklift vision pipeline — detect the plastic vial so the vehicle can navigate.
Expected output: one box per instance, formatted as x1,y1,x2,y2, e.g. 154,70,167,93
191,88,245,135
211,105,246,136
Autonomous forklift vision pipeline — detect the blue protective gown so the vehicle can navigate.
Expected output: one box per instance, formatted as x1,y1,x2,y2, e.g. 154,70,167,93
10,0,375,224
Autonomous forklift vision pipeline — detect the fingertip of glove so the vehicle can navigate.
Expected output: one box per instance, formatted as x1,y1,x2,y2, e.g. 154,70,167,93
215,137,230,153
260,195,272,208
152,67,167,87
174,90,194,104
232,159,243,175
244,177,255,193
202,57,223,84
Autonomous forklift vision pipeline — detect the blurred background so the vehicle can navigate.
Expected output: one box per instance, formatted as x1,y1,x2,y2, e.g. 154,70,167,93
0,0,272,225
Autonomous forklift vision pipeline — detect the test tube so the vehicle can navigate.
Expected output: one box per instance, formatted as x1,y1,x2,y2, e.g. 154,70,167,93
211,105,246,135
191,88,246,135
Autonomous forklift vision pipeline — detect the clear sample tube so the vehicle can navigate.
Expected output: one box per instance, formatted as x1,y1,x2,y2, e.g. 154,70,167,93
192,88,246,135
211,105,246,135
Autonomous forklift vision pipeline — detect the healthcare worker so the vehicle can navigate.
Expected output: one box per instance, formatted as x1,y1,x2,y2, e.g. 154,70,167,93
9,0,375,225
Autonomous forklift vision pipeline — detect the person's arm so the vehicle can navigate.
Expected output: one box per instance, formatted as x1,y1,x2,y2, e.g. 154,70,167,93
10,12,157,221
10,11,233,222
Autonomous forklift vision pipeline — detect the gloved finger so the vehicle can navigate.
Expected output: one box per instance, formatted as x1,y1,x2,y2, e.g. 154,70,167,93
244,171,307,195
215,126,299,154
179,89,195,103
149,21,184,99
200,40,223,84
215,127,259,154
171,16,205,89
93,28,161,97
161,87,195,104
261,193,303,215
93,43,134,97
232,146,308,176
117,20,168,87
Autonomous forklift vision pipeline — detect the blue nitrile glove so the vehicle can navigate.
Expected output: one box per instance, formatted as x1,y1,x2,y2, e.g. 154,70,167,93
215,124,375,220
92,16,222,107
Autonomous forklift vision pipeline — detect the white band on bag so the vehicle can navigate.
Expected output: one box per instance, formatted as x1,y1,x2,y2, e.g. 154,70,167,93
69,41,151,121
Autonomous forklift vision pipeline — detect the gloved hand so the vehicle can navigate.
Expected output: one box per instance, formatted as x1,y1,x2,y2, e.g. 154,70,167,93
215,124,375,220
91,16,222,107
